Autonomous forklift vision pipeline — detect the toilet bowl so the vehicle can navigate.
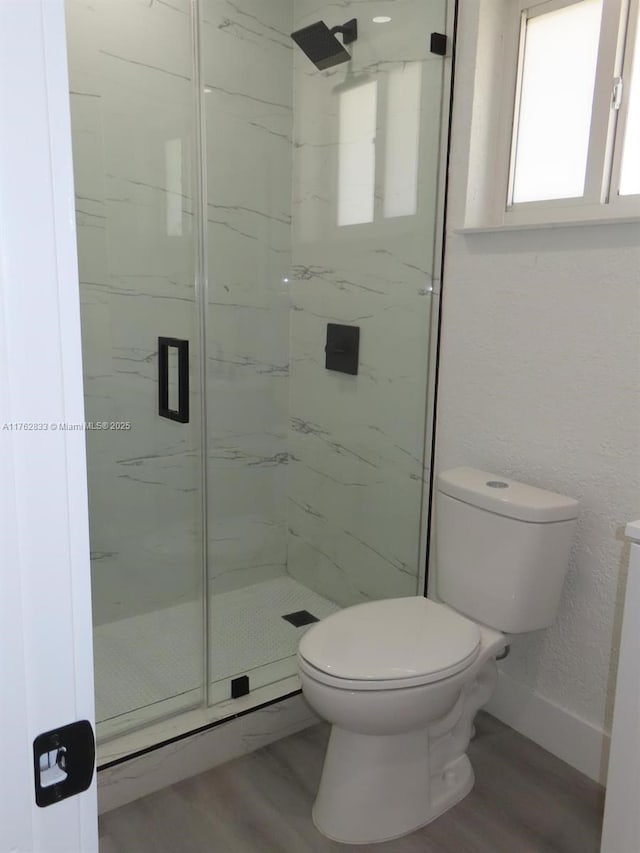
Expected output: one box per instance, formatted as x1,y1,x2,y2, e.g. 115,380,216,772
298,467,579,845
298,597,505,844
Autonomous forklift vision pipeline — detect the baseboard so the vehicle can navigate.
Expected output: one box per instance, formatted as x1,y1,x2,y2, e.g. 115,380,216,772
485,670,610,786
98,693,319,814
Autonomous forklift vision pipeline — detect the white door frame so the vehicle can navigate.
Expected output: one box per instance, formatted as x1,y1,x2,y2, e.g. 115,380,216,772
0,1,98,851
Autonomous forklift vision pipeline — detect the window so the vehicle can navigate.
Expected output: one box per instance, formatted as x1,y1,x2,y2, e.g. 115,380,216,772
504,0,640,224
510,0,603,203
338,81,378,226
618,4,640,194
336,63,424,228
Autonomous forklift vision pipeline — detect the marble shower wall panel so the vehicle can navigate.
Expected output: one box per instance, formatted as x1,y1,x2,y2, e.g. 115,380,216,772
66,0,204,625
288,0,446,605
201,0,293,594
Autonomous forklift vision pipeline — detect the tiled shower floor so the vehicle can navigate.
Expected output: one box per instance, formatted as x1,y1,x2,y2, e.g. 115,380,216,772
93,577,339,736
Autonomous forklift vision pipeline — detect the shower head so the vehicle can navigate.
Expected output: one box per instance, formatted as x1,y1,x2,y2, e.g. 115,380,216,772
291,18,358,70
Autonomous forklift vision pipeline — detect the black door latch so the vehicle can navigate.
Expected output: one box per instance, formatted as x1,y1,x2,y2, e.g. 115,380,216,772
33,720,95,807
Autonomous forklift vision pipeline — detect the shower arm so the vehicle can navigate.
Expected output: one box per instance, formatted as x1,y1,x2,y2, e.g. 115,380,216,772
330,18,358,46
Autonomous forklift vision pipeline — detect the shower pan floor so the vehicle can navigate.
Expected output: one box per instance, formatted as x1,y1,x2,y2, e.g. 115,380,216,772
93,577,339,743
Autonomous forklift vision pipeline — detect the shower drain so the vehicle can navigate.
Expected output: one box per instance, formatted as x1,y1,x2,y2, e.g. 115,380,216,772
282,610,319,627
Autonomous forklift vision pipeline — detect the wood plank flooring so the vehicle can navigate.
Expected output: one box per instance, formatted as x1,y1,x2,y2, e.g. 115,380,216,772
99,712,604,853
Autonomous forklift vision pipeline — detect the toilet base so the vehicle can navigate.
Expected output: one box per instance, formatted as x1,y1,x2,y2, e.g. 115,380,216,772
311,726,475,845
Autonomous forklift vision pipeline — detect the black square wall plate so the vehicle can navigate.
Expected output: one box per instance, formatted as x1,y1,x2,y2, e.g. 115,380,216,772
325,323,359,375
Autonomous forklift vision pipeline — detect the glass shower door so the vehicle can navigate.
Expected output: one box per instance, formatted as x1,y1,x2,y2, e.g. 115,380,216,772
65,0,450,741
65,0,205,741
203,0,448,705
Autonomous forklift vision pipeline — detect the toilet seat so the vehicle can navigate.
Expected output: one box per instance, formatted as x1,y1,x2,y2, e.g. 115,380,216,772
298,597,481,691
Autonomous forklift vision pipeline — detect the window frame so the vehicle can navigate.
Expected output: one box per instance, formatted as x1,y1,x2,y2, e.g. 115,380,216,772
498,0,640,227
609,0,640,210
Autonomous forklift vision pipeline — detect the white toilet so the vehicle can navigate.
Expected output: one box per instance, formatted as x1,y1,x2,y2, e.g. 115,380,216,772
297,467,579,845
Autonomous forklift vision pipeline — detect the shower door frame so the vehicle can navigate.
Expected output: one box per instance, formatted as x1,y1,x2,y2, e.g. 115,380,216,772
45,0,456,773
97,0,457,760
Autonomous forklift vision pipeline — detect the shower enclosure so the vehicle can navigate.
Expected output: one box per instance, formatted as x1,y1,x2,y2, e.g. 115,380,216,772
64,0,450,752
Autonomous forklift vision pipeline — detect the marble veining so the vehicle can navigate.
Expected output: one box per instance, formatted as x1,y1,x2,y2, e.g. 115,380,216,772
67,0,445,733
66,0,203,628
202,0,293,596
286,0,445,606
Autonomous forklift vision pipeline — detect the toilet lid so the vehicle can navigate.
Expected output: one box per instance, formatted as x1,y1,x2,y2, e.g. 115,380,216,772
298,597,481,686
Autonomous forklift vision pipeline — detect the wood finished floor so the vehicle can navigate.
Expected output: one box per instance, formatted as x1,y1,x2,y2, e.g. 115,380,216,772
99,712,604,853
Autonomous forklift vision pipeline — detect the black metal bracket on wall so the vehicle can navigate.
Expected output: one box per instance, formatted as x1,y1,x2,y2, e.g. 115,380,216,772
331,18,358,45
430,32,447,55
158,336,190,423
231,675,250,699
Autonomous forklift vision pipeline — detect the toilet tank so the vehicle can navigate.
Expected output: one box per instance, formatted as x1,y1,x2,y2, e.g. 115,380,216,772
435,468,579,634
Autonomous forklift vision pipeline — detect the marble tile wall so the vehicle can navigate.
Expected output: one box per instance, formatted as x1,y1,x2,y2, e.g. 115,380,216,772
68,0,444,643
200,0,293,595
66,0,205,626
286,0,447,605
67,0,296,632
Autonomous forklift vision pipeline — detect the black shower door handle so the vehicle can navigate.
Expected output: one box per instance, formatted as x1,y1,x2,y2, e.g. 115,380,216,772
158,336,189,423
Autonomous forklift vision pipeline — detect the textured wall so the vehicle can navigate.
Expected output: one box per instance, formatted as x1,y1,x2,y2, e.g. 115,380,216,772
286,0,446,606
436,0,640,740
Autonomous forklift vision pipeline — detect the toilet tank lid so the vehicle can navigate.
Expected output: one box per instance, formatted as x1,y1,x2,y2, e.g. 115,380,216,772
437,467,579,523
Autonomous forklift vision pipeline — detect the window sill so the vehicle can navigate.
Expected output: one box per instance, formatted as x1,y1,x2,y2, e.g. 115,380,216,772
459,195,640,233
456,213,640,235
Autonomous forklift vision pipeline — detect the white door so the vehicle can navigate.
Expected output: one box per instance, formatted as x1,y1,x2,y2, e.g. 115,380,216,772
0,1,98,851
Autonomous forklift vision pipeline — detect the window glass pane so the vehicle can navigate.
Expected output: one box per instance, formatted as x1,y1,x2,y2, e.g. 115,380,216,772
619,18,640,195
384,62,421,219
511,0,603,204
338,81,377,226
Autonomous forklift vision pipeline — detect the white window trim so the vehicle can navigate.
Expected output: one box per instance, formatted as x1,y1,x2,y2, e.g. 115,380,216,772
609,0,640,207
462,0,640,230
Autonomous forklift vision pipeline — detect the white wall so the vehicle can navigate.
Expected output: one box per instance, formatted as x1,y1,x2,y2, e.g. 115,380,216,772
436,0,640,783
